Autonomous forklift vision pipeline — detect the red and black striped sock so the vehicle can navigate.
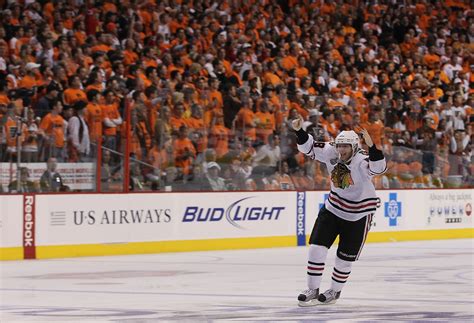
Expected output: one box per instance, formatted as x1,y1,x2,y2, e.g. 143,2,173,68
307,244,328,289
330,256,353,292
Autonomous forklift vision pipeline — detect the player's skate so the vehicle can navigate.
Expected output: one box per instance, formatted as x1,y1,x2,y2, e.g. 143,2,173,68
297,288,319,307
317,289,341,305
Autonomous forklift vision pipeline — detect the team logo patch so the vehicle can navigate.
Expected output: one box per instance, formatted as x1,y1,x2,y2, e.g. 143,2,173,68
331,163,354,189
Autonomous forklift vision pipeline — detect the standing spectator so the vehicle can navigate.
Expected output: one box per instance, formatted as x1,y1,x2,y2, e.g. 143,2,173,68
85,89,104,146
222,84,241,129
186,104,207,156
102,89,122,151
263,61,284,87
21,108,40,163
449,128,470,176
451,93,467,130
67,101,90,162
208,113,230,159
174,125,196,178
255,99,276,144
154,105,171,149
39,99,67,161
208,77,224,113
148,137,171,175
2,102,21,162
40,157,64,192
169,102,188,134
235,98,257,141
131,102,152,161
0,102,7,162
63,75,87,106
35,82,59,119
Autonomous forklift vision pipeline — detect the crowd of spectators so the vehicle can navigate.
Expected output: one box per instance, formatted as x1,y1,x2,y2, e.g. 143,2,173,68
0,0,472,193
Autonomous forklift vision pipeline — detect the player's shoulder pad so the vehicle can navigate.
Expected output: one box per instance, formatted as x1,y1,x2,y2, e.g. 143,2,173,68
353,150,369,165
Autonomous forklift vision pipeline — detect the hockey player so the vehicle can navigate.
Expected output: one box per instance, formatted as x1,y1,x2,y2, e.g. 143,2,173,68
291,116,387,306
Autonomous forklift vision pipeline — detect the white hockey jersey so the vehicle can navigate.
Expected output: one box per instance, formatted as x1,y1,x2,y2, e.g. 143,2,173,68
297,133,387,221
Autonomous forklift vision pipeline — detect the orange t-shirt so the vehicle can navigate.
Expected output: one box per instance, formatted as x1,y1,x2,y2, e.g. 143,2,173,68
295,67,309,79
186,117,207,153
169,20,186,34
5,117,19,149
85,83,105,93
291,102,309,120
174,137,196,175
18,75,37,89
423,53,440,69
64,88,87,106
236,107,257,140
281,55,298,71
186,117,204,131
0,94,10,106
102,103,121,136
209,90,223,110
170,116,188,133
321,119,340,139
263,72,283,86
85,103,104,142
103,2,117,13
91,44,111,53
209,124,230,158
255,111,276,143
40,113,65,148
123,50,139,66
74,31,87,45
148,146,171,170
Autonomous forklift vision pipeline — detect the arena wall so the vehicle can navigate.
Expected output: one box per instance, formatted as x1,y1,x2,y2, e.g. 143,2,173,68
0,189,472,260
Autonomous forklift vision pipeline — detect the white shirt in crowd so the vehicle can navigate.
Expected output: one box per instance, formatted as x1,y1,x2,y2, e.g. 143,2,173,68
253,144,281,168
67,116,90,155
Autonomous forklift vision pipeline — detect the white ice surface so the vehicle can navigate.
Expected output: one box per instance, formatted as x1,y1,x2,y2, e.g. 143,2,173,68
1,239,473,322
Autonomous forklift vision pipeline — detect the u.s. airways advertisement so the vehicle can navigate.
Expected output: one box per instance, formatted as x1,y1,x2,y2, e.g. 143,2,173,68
34,192,295,246
1,189,471,259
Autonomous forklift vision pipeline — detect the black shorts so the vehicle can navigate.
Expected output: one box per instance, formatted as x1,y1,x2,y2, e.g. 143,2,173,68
309,206,373,262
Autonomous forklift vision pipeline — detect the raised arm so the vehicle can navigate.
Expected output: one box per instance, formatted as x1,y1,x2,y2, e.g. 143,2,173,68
292,116,334,163
359,128,387,176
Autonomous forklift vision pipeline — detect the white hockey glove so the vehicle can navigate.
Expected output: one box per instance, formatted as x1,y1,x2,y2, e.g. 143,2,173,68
358,127,374,148
291,116,303,131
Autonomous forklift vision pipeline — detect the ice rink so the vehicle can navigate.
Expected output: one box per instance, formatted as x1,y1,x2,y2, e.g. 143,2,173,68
1,239,473,322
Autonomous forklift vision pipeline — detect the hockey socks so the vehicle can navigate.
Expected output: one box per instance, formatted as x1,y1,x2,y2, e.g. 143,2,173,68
330,256,352,292
307,244,328,290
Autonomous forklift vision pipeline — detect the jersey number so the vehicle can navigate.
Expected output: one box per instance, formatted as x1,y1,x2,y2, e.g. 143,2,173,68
313,142,325,148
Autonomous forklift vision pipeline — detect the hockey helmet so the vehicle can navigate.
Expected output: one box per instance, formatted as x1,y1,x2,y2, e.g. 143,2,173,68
335,130,359,161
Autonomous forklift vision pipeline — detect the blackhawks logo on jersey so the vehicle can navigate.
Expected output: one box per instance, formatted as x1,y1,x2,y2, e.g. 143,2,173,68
331,163,354,189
